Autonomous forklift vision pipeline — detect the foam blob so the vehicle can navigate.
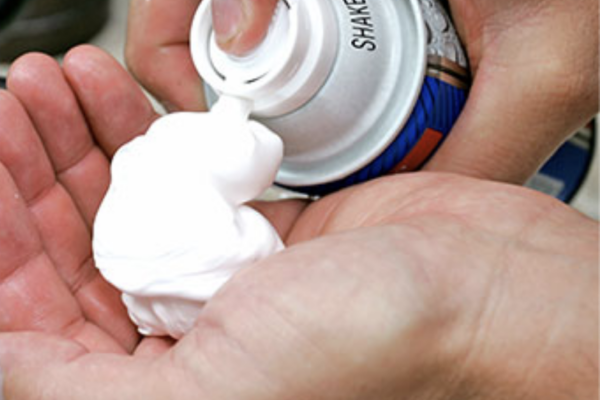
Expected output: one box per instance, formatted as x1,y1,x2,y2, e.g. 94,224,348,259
93,96,284,338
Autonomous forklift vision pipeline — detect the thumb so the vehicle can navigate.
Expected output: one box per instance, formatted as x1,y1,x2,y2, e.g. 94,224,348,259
212,0,279,56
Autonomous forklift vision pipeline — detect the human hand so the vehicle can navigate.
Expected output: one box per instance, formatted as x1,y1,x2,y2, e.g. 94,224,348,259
0,47,156,357
424,0,599,184
126,0,598,184
126,0,278,112
2,46,597,400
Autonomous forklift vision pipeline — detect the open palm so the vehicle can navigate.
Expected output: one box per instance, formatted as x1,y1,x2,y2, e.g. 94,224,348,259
1,47,597,399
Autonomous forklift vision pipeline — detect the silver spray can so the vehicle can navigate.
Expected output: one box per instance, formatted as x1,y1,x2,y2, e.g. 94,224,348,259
191,0,470,196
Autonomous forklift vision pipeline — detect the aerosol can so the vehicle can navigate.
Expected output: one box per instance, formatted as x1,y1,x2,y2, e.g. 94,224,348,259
191,0,470,195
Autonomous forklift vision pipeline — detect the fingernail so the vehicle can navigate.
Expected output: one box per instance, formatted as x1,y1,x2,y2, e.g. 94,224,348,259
212,0,246,46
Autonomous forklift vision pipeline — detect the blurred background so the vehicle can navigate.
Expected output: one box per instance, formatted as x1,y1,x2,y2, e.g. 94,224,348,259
0,0,598,219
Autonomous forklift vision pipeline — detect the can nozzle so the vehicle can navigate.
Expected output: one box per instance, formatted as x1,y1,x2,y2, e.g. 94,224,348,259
191,0,339,117
209,0,292,85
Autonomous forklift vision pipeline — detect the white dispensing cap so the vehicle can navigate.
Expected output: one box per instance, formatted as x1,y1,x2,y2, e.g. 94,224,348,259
190,0,339,117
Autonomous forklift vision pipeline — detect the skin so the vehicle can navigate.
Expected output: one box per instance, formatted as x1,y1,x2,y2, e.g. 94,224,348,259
0,46,598,399
126,0,599,184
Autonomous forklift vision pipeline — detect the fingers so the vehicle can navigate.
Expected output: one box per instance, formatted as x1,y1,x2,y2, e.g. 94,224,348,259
3,61,140,352
0,90,55,205
425,3,599,184
7,53,107,226
0,120,46,281
126,0,205,111
0,164,122,354
212,0,279,56
63,45,159,158
0,92,86,295
5,59,98,291
0,95,79,336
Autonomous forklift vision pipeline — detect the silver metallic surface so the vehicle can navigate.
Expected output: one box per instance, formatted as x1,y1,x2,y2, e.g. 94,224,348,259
204,0,465,187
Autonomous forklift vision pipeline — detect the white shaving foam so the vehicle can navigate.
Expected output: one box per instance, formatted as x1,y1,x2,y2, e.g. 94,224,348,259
93,96,284,338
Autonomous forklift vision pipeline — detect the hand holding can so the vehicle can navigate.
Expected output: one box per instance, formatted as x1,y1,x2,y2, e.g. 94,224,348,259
192,0,471,196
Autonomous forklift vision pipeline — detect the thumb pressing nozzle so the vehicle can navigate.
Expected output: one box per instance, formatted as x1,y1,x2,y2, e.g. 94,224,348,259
190,0,339,117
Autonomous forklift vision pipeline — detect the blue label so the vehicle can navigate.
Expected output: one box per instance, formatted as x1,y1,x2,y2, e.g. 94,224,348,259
286,76,468,196
527,125,595,203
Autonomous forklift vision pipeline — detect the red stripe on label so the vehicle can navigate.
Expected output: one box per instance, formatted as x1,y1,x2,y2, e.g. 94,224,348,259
390,128,444,174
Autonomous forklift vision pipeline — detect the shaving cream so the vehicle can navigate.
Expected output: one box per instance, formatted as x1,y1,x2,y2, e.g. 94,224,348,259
93,96,284,338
